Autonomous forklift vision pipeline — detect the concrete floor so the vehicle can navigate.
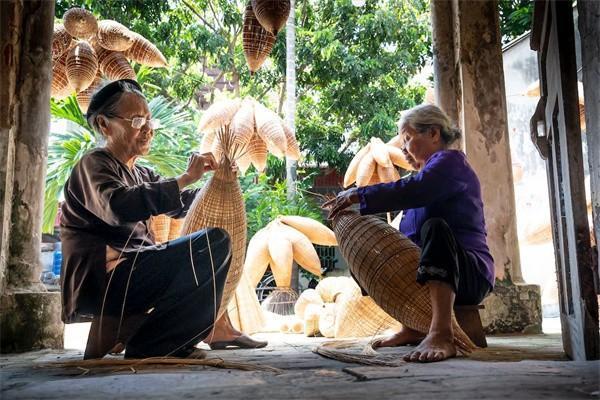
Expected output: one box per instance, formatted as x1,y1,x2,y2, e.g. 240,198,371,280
1,332,598,400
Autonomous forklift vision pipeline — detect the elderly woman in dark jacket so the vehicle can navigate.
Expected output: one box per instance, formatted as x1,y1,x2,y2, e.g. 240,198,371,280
326,104,494,363
60,79,264,359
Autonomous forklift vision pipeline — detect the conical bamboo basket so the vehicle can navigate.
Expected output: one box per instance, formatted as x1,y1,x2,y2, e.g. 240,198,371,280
230,99,255,150
251,0,291,35
199,99,242,133
334,285,402,338
331,211,477,353
63,7,98,40
66,41,98,93
254,102,287,157
181,129,247,317
76,74,102,113
168,218,184,241
243,4,276,73
125,32,168,68
150,214,171,244
97,20,134,51
248,133,268,172
52,25,73,62
51,51,72,100
282,123,301,160
99,50,136,81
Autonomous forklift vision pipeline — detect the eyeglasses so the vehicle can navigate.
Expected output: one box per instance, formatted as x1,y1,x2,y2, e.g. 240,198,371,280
110,115,161,130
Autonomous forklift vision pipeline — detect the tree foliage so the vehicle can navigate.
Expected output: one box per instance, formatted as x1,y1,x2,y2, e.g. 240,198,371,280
55,0,430,172
498,0,534,44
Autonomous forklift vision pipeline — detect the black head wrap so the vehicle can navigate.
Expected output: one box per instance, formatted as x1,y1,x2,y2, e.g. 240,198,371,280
85,79,144,130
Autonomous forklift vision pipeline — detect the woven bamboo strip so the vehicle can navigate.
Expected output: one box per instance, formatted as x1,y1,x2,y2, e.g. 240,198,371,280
66,41,98,93
343,143,371,188
97,20,134,51
125,32,168,68
52,25,73,62
387,145,412,170
278,215,337,246
181,157,246,317
282,123,301,160
251,0,291,35
376,163,399,184
230,99,255,152
332,211,477,353
63,8,98,40
243,4,276,73
355,152,376,187
370,138,392,168
227,272,266,334
244,229,271,288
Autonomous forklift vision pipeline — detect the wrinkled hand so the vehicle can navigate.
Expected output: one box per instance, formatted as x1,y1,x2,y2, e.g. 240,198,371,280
322,188,360,221
177,152,218,189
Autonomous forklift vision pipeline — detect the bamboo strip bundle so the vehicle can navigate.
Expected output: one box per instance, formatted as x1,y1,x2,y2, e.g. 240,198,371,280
198,99,241,132
66,41,98,93
370,138,392,167
76,75,102,113
181,128,246,317
63,8,98,40
99,51,136,81
254,102,287,157
97,20,134,51
278,215,337,246
251,0,291,35
355,152,376,187
244,228,271,287
334,285,402,338
275,221,321,277
168,218,184,241
125,32,168,68
243,4,276,73
227,272,266,334
51,52,72,100
52,25,73,62
248,133,268,172
344,143,371,188
268,229,294,286
331,210,477,353
150,214,172,244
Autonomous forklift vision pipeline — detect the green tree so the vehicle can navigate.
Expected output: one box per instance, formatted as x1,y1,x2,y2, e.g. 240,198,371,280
498,0,534,44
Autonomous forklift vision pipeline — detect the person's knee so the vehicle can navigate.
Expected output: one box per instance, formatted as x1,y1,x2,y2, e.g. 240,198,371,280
420,218,450,238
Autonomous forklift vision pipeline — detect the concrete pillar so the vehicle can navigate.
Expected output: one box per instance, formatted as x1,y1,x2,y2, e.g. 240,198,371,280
0,0,63,353
430,0,460,128
453,0,542,333
578,0,600,288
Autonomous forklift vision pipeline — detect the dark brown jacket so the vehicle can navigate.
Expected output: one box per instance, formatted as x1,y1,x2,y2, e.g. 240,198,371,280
60,148,199,323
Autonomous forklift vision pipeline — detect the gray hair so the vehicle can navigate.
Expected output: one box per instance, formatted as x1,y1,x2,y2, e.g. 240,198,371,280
398,104,462,146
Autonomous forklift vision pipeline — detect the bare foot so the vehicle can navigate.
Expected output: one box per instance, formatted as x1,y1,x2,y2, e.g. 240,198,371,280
403,331,456,362
372,326,426,348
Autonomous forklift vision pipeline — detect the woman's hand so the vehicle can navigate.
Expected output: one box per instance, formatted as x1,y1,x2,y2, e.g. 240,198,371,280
177,152,218,189
322,187,360,220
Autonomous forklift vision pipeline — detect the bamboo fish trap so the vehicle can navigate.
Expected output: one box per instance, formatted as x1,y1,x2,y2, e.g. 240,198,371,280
334,285,402,338
52,25,73,62
251,0,291,36
243,4,276,73
331,210,477,353
66,40,98,93
99,51,136,81
63,7,98,40
76,75,102,113
125,32,168,68
51,51,72,100
181,126,247,318
97,20,134,51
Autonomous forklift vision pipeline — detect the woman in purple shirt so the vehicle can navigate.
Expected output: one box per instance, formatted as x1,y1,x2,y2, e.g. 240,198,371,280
327,104,494,362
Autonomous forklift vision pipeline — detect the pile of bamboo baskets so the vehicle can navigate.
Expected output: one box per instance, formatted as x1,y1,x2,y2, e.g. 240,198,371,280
51,7,168,112
243,0,291,73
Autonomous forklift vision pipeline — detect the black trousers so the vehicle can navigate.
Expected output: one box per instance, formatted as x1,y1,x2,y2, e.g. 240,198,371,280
417,218,491,305
103,227,231,358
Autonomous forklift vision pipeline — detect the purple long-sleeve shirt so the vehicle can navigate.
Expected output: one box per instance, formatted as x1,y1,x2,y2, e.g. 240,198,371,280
357,149,495,287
